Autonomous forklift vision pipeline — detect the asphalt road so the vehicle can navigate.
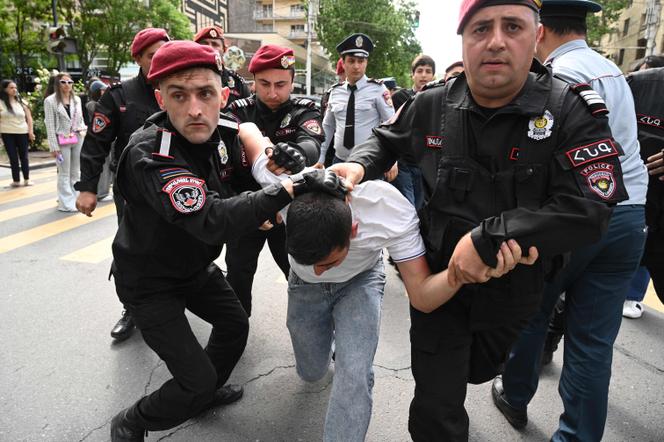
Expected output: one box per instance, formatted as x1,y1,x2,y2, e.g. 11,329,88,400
1,166,663,441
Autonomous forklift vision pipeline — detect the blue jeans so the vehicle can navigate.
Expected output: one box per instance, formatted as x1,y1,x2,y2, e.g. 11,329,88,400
391,162,424,210
287,259,386,442
625,266,650,302
502,205,646,442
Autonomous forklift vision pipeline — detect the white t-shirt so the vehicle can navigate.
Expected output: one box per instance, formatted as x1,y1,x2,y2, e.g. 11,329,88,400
252,153,426,283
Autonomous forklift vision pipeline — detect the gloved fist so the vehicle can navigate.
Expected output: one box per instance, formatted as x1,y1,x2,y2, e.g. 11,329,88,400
291,169,348,200
267,142,306,174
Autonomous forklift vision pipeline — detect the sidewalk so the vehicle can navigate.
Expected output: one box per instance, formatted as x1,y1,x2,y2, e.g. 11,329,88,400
0,148,56,170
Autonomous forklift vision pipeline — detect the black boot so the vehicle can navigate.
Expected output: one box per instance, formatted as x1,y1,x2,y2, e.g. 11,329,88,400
111,310,135,341
110,408,145,442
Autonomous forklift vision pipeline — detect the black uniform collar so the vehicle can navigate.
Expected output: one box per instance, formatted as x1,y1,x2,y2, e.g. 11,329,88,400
447,59,552,117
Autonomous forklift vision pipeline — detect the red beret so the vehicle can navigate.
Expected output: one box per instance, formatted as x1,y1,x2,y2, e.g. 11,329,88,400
336,58,344,75
194,26,225,43
248,45,295,74
131,28,170,58
147,41,223,82
457,0,541,34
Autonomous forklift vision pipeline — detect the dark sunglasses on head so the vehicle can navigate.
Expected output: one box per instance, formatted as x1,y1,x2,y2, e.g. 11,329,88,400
59,80,74,85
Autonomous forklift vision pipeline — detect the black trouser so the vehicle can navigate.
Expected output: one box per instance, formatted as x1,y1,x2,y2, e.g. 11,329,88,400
1,133,29,182
643,228,664,304
115,264,249,431
408,286,536,442
225,223,290,316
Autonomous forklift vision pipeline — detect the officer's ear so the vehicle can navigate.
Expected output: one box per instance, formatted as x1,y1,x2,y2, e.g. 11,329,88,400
154,88,166,111
536,23,545,46
219,86,230,110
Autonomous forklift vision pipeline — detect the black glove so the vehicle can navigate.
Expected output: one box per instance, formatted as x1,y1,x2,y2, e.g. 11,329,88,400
291,169,348,200
267,142,306,174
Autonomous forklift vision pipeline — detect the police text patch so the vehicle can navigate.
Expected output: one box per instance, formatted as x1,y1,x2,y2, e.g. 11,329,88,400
579,162,616,200
637,114,664,130
425,135,444,149
162,176,206,214
92,113,110,133
565,139,619,168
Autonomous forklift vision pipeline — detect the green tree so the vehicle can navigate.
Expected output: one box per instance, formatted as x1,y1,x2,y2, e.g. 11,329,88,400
149,0,193,41
586,0,629,47
315,0,422,87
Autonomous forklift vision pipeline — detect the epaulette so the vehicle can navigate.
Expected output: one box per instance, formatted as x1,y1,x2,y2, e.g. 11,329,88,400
293,97,316,108
228,96,255,110
218,112,240,132
367,77,384,85
326,82,343,93
227,68,246,84
422,78,446,91
109,81,122,90
568,83,609,117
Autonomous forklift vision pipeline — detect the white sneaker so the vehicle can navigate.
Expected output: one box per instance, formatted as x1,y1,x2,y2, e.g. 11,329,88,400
622,300,644,319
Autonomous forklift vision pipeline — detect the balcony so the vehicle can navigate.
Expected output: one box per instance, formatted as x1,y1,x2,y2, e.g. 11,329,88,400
254,10,306,20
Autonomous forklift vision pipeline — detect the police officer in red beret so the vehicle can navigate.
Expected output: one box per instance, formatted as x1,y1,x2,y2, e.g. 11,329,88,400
224,44,324,317
108,40,343,440
193,25,250,107
75,27,170,342
331,0,630,439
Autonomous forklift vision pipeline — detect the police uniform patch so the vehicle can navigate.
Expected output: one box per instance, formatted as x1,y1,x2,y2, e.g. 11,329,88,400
527,110,554,140
92,113,110,133
162,176,206,214
280,114,292,128
227,76,235,89
580,162,616,200
303,119,322,135
565,139,619,168
638,114,664,130
218,139,229,164
425,135,444,149
383,90,393,107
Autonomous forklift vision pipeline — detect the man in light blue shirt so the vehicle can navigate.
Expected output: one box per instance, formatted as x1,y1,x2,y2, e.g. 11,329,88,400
318,33,395,172
492,2,649,441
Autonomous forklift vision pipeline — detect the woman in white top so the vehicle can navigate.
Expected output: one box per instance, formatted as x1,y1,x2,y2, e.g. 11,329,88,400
0,79,34,187
44,72,86,212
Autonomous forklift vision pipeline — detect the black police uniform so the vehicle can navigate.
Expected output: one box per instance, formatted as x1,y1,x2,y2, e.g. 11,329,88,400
75,71,160,222
222,66,251,107
628,67,664,303
225,95,324,316
347,61,627,441
391,87,415,111
112,110,292,431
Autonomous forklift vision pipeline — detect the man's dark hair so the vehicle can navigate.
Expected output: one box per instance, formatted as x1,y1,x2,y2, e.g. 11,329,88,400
412,54,436,74
643,54,664,69
541,16,587,36
445,61,464,74
286,192,352,265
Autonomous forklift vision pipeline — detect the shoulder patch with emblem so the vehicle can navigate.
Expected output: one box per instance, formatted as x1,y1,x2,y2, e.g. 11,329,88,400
162,176,206,214
578,162,617,200
527,110,554,141
565,138,620,168
569,83,609,117
303,119,322,135
92,112,111,133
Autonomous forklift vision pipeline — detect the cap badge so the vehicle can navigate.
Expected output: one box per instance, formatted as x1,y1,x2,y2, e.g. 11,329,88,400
527,110,554,140
215,53,224,71
210,29,218,38
355,36,364,48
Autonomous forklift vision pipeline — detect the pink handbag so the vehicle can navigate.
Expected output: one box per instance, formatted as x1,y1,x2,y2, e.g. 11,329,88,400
57,132,79,145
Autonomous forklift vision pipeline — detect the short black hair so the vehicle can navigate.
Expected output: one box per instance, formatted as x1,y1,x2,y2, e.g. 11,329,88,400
643,55,664,69
286,192,352,265
412,54,436,74
540,16,587,36
445,61,464,74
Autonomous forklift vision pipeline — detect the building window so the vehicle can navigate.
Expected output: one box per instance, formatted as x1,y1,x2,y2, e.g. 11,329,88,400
291,4,305,16
623,18,630,37
636,38,647,60
290,24,305,37
618,49,625,66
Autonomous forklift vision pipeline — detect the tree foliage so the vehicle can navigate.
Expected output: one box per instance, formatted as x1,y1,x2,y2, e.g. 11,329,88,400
315,0,422,87
586,0,629,47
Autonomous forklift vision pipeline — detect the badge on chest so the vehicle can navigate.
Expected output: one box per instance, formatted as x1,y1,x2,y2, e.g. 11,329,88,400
527,110,554,140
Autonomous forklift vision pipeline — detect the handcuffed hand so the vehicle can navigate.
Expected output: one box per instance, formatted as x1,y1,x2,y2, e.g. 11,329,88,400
266,142,306,174
291,169,348,200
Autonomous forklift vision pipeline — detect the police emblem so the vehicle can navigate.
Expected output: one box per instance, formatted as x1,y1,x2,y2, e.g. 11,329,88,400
210,29,218,38
280,114,292,128
215,54,224,71
281,56,290,69
356,36,364,48
527,110,554,140
218,139,229,165
162,176,206,214
92,113,110,133
580,162,616,200
303,119,322,135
